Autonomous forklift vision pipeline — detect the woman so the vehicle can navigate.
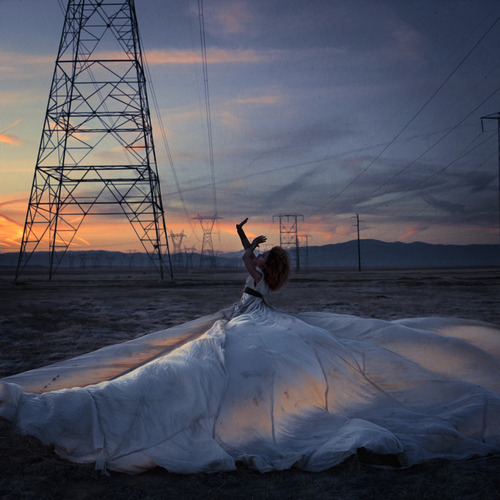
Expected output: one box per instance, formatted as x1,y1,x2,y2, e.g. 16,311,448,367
226,217,290,318
1,220,500,474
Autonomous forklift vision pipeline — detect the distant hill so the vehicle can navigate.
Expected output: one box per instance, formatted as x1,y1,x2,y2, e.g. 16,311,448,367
1,240,499,270
303,239,500,268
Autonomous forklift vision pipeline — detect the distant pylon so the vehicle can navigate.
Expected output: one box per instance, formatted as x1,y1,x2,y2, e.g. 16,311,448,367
183,245,196,270
192,215,222,267
273,213,304,270
15,0,173,280
170,230,185,267
299,234,312,269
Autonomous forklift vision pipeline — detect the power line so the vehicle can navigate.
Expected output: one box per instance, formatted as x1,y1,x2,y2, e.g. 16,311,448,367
309,11,500,218
480,112,500,246
197,0,218,217
140,38,200,242
367,86,500,202
396,148,497,227
314,83,499,227
160,127,458,200
371,130,496,223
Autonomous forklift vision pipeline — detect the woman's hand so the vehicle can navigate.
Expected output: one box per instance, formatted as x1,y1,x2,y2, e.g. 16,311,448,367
251,235,267,249
236,218,248,231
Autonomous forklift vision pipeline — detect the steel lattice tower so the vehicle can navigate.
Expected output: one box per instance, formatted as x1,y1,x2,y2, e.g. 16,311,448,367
192,215,222,268
183,245,196,270
169,230,185,267
273,213,303,270
16,0,173,280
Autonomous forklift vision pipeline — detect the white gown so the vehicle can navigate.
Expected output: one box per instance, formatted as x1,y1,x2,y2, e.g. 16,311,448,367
1,273,500,474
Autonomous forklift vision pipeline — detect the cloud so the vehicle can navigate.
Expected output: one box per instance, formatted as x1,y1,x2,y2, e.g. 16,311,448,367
466,172,496,194
0,51,53,80
233,94,283,105
375,6,427,67
399,223,430,240
0,89,42,107
0,132,22,146
0,213,23,249
145,48,267,65
0,120,23,145
314,224,355,243
422,194,466,216
210,1,255,35
0,197,26,208
0,52,53,66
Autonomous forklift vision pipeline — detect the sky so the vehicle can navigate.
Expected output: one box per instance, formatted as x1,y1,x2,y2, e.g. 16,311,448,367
1,0,500,254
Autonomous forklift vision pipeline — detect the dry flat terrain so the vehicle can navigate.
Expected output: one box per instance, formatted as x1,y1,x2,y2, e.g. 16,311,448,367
0,266,499,499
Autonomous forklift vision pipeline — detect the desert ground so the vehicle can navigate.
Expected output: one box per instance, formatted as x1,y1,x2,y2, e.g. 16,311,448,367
1,265,499,499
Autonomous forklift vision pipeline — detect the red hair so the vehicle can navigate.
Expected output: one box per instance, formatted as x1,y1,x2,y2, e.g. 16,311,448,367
263,247,290,291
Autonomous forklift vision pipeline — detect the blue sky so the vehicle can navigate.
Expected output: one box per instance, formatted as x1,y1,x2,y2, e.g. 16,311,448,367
1,0,500,252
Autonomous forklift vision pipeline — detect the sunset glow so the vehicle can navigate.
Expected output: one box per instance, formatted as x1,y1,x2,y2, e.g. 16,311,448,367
1,0,499,258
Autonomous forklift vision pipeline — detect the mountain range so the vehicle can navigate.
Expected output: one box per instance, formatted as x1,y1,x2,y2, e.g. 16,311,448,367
1,239,499,270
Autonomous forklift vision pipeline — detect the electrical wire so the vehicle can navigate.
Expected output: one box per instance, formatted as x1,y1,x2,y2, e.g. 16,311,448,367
366,85,500,200
56,0,66,14
309,11,500,218
371,130,496,224
138,34,200,242
197,0,218,218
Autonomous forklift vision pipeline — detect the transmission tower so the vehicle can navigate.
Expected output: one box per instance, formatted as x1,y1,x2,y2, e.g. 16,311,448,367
15,0,173,280
299,234,313,268
169,230,185,267
183,245,196,270
273,213,303,270
192,215,222,267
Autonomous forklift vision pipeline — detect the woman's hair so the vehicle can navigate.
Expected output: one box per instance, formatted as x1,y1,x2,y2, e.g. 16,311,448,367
264,246,291,291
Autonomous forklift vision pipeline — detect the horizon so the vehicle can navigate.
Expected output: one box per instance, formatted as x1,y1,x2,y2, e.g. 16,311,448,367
2,237,499,273
2,237,499,260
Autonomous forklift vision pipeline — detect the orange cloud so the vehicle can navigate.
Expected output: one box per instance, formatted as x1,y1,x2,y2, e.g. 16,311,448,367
234,95,283,105
75,236,91,246
0,52,53,66
315,225,354,242
145,48,266,65
0,213,23,249
0,119,23,145
0,133,22,145
80,48,266,65
0,51,54,80
399,224,428,240
0,198,26,208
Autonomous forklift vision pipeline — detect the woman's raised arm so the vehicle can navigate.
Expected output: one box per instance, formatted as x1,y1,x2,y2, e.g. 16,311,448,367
242,235,267,284
236,218,250,249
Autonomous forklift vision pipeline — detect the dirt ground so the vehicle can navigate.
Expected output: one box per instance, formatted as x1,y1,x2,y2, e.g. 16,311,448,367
1,266,499,499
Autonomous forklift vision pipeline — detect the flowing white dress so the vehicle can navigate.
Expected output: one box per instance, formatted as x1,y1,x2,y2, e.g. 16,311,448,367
1,273,500,474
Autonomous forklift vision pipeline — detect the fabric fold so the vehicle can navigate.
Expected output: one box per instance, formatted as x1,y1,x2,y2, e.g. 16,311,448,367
1,302,500,474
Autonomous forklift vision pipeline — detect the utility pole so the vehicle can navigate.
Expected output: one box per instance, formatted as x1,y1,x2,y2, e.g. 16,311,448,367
273,213,303,270
353,214,362,271
15,0,173,280
480,112,500,248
